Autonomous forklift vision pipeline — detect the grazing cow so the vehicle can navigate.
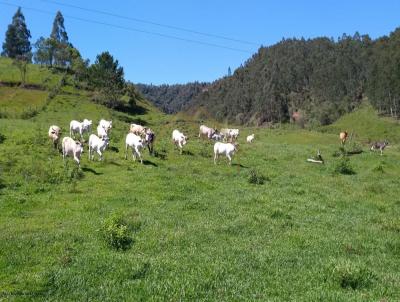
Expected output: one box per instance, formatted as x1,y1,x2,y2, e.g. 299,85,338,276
199,125,217,139
371,141,389,155
62,137,84,166
130,123,147,136
214,142,237,165
172,129,187,154
144,128,155,154
125,133,144,163
247,134,255,143
99,119,112,133
339,131,348,145
48,125,61,149
70,119,92,139
88,134,109,161
97,124,108,138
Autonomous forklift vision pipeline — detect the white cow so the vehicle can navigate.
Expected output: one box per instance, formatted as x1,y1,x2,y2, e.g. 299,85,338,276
214,142,237,165
130,123,147,136
48,125,61,149
125,133,144,163
99,119,112,133
69,119,92,139
62,137,84,166
246,134,255,143
172,129,187,154
199,125,216,139
230,129,239,140
88,134,109,161
221,128,239,141
97,124,108,138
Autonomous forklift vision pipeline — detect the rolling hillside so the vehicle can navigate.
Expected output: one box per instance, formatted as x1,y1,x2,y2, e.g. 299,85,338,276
0,60,399,301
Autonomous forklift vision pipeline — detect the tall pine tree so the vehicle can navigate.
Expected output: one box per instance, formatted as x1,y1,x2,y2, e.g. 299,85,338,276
50,11,70,66
2,7,32,60
50,11,68,44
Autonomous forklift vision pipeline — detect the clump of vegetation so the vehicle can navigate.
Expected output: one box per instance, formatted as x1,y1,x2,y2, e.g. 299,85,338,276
331,260,376,290
101,213,132,250
333,157,356,175
372,161,385,173
248,169,267,184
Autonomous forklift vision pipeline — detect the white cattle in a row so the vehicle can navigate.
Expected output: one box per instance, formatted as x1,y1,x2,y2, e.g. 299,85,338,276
247,134,255,143
214,142,237,165
199,125,216,139
88,134,109,161
125,133,144,163
62,137,84,166
69,119,92,139
172,129,187,154
48,125,61,148
220,128,239,141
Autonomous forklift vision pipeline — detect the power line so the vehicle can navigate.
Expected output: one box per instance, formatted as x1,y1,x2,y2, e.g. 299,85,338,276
37,0,259,46
0,1,253,54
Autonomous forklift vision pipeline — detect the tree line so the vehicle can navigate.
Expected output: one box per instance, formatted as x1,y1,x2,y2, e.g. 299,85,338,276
190,30,400,126
136,82,208,113
1,8,141,111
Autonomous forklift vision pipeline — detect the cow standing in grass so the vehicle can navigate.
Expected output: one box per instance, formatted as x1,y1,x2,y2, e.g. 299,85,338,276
88,134,109,161
339,131,348,145
214,142,237,165
70,119,92,140
48,125,61,149
62,137,84,167
172,129,187,154
199,125,217,139
125,133,144,163
371,141,389,155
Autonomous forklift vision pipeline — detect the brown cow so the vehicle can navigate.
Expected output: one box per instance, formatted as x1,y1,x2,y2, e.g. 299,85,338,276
339,131,348,145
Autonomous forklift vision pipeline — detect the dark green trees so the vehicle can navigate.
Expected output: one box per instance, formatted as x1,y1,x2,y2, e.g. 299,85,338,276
2,7,31,60
89,51,125,108
33,11,72,67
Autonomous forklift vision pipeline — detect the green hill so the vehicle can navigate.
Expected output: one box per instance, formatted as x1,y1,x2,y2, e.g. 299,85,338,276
0,60,399,301
322,102,400,143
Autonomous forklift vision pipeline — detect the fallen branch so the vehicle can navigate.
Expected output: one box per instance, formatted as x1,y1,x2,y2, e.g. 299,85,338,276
307,158,324,164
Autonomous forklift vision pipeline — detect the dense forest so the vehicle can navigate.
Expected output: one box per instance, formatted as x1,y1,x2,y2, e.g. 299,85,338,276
136,82,208,113
143,29,400,127
188,29,400,126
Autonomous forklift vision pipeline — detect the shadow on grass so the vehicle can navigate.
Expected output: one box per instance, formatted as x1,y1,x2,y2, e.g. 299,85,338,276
232,163,249,168
81,167,103,175
143,160,157,167
109,146,119,153
182,150,195,156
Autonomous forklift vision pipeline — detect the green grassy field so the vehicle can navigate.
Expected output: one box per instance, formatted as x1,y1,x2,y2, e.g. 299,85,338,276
0,61,399,301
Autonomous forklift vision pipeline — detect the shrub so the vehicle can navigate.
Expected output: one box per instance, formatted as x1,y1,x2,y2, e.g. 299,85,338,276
20,107,39,119
334,157,355,175
101,213,132,250
248,169,266,185
332,260,375,289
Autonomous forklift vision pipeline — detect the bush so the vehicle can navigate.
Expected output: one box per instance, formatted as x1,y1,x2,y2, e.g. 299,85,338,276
332,260,375,289
333,157,355,175
101,213,132,250
20,107,39,119
248,169,267,185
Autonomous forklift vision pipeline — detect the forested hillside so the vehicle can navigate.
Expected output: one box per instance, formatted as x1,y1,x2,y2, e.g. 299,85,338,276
187,29,400,126
136,82,208,113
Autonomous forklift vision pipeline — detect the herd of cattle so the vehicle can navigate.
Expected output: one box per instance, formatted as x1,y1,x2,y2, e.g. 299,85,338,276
48,119,256,167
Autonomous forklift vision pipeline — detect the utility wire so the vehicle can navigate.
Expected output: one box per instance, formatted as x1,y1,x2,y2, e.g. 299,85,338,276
0,1,253,53
37,0,259,46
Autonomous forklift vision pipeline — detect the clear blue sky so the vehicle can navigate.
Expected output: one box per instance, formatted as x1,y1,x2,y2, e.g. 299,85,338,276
1,0,400,84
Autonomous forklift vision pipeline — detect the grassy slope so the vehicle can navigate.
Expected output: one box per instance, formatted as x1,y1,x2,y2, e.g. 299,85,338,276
322,103,400,144
0,61,399,301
